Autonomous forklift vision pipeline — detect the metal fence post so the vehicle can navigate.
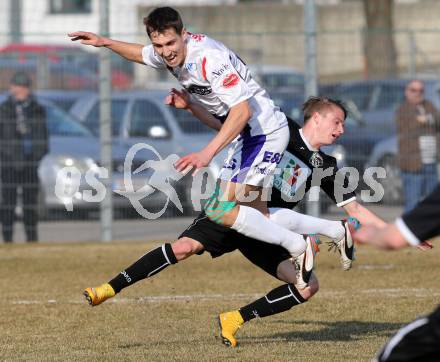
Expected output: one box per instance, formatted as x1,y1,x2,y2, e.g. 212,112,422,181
9,0,22,43
99,0,113,241
304,0,320,217
408,30,417,78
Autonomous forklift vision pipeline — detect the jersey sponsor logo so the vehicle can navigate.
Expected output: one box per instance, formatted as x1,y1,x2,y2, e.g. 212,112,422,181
273,152,310,198
282,159,303,185
222,73,239,88
186,84,212,95
185,62,197,71
189,33,205,42
262,151,283,164
309,152,324,168
211,63,230,78
255,166,270,175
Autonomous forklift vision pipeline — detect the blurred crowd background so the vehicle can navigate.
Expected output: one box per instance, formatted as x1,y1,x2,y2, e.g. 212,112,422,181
0,0,439,242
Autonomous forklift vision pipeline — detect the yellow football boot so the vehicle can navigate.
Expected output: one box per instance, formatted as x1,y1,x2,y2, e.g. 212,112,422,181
218,310,244,347
83,283,115,306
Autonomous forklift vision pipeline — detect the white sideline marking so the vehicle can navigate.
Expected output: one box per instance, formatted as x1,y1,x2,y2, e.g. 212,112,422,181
7,288,440,306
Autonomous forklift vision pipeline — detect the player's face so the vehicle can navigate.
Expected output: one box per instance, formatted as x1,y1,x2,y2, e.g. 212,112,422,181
150,28,187,68
315,106,345,145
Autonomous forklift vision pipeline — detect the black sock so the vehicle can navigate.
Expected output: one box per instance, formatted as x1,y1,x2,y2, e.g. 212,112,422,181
239,283,306,322
108,243,177,293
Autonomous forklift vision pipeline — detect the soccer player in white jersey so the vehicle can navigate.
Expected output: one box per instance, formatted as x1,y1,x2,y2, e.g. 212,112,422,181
69,7,313,260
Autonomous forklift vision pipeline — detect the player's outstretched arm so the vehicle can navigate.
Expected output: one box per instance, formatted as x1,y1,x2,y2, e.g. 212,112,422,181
201,100,251,158
68,31,144,64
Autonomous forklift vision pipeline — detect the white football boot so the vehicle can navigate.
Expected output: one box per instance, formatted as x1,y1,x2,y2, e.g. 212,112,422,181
328,217,360,271
294,234,320,289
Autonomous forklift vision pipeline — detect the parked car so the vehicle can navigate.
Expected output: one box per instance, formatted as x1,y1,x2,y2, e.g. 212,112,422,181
0,94,167,218
326,78,440,173
364,136,402,205
70,90,227,214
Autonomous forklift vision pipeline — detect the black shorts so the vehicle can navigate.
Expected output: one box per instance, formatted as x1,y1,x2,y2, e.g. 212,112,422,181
179,213,291,279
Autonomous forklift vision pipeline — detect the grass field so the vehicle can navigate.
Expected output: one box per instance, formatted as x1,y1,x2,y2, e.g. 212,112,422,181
0,239,438,361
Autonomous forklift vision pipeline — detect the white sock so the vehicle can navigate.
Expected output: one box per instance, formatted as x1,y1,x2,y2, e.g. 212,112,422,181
231,205,306,257
269,208,345,240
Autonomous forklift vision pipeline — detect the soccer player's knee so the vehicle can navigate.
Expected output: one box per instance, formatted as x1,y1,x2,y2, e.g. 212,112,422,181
308,275,319,296
276,259,298,284
172,237,201,260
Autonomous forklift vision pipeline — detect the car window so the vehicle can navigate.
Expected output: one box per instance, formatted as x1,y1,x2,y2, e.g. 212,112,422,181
168,107,213,134
332,84,374,111
51,99,77,112
374,84,405,110
270,94,303,121
84,99,128,136
45,104,93,137
260,73,304,89
129,100,170,138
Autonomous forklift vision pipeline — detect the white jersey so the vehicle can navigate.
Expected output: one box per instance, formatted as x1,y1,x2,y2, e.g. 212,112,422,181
142,33,287,137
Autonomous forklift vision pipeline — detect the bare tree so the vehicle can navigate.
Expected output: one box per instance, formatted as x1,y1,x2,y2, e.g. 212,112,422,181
363,0,397,78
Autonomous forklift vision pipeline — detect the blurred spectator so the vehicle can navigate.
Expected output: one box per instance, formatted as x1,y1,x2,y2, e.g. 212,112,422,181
395,79,440,212
0,72,48,243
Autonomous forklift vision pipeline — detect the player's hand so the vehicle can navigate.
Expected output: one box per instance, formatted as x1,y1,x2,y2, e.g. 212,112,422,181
164,88,191,110
68,31,107,47
174,151,212,176
352,225,398,250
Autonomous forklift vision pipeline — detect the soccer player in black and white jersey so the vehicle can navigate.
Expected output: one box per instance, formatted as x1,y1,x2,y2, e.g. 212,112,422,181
82,96,387,347
69,7,314,266
353,184,438,361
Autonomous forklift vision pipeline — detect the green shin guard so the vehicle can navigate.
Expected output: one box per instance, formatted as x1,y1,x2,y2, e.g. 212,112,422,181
204,185,236,224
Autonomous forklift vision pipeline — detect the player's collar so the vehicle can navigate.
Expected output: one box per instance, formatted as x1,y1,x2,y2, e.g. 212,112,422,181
299,128,319,152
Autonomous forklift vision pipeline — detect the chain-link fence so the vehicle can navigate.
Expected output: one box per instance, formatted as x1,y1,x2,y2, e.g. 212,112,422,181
0,0,439,242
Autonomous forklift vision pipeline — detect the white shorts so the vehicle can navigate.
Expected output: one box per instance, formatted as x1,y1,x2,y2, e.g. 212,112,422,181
219,125,290,187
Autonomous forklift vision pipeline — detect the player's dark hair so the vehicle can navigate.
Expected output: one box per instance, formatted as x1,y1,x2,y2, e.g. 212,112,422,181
143,7,184,37
302,96,347,123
